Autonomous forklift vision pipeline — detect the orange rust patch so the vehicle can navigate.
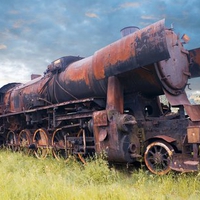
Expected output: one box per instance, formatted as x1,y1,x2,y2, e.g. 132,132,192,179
20,78,48,95
64,57,91,85
92,36,137,80
92,50,106,80
108,36,136,66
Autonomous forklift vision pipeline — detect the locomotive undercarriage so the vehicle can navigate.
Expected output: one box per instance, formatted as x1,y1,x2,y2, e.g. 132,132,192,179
142,117,200,174
124,93,200,175
0,97,102,161
1,95,200,175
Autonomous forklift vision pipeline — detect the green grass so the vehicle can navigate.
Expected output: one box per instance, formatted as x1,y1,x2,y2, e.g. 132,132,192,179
0,150,200,200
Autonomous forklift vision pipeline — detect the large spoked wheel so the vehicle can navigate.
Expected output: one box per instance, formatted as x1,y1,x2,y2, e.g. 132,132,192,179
7,131,18,151
52,128,70,161
19,129,31,155
144,141,173,175
33,128,49,159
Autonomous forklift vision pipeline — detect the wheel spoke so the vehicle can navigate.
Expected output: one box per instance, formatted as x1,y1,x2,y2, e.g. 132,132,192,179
153,146,158,154
148,150,155,156
161,161,167,168
163,151,169,157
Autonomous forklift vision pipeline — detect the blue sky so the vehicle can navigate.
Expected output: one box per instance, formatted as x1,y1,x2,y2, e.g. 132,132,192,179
0,0,200,91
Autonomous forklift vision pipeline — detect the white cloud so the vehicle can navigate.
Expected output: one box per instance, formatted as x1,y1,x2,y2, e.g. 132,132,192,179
8,10,20,15
0,44,7,50
141,15,158,20
13,20,25,29
0,60,32,87
85,12,99,18
119,2,140,8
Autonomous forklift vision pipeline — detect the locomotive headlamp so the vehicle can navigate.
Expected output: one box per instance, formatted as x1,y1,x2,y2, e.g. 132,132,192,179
181,34,190,44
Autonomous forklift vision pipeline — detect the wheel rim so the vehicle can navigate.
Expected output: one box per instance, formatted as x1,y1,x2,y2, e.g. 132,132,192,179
33,128,49,159
19,129,31,155
77,129,86,164
52,128,69,160
7,131,18,151
144,141,173,175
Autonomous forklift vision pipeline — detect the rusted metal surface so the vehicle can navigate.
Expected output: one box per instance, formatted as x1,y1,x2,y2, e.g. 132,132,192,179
170,153,199,172
106,76,123,113
93,19,169,79
164,90,190,106
156,30,190,96
189,47,200,78
187,126,200,143
93,110,107,126
151,135,176,143
92,77,138,162
98,129,108,142
0,97,104,118
3,75,50,113
184,104,200,121
116,114,137,132
118,65,164,96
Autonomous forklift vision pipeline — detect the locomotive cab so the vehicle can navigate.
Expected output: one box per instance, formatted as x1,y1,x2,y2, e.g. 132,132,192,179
45,56,84,74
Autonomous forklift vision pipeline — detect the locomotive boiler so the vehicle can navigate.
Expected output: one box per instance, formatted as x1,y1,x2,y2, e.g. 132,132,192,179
0,19,200,175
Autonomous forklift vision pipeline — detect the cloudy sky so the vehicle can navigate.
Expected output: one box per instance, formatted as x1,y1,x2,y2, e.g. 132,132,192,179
0,0,200,92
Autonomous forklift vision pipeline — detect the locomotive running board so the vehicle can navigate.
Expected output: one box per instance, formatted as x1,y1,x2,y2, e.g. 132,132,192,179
184,104,200,121
0,97,105,118
170,153,199,172
164,89,200,122
164,90,190,106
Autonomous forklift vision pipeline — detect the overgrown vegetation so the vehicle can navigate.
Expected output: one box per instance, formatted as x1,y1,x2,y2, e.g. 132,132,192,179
0,150,200,200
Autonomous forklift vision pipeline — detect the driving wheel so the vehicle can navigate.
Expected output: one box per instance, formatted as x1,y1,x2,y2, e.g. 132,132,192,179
144,141,173,175
33,128,49,159
19,129,31,155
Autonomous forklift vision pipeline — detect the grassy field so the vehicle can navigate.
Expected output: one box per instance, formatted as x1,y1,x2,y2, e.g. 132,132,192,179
0,150,200,200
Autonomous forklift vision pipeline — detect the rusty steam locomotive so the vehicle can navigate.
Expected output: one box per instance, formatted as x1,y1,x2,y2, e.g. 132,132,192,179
0,19,200,174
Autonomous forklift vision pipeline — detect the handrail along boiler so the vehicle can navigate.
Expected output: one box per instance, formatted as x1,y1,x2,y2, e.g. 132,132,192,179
0,19,200,174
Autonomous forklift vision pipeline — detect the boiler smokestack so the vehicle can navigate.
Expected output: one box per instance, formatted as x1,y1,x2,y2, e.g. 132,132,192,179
120,26,140,37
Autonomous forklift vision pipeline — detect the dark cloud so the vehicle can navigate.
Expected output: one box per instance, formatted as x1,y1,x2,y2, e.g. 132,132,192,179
0,0,200,88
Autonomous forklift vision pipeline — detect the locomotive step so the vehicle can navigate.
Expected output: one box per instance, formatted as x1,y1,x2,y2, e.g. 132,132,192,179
170,154,199,172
